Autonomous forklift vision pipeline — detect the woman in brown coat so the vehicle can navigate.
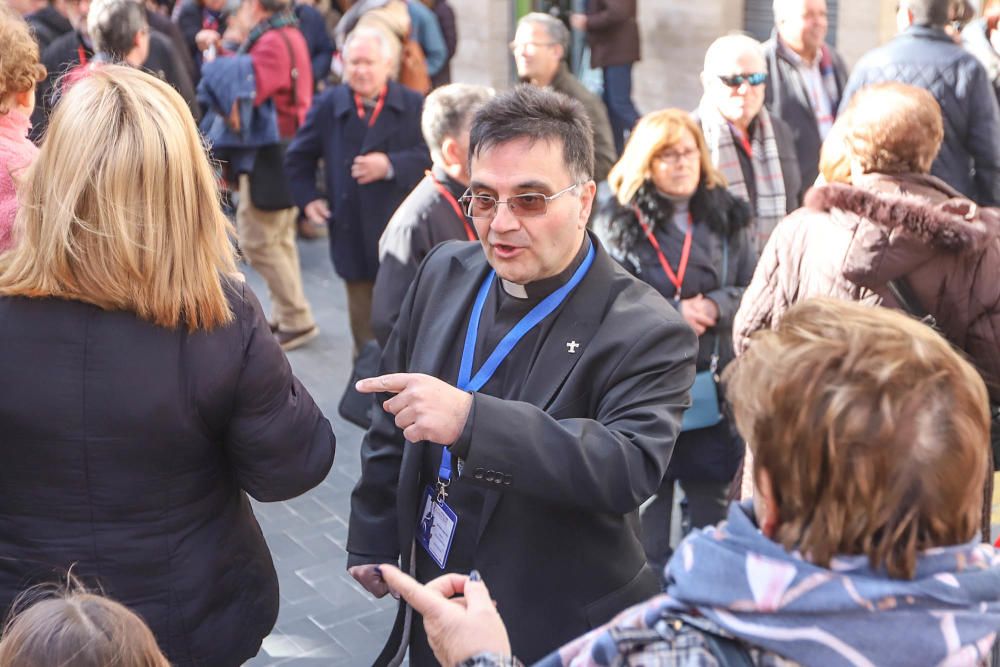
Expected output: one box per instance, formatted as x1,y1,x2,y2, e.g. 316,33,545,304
734,82,1000,533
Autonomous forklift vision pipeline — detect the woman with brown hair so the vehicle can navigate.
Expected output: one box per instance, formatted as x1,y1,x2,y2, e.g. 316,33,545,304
380,298,1000,666
600,108,756,575
0,65,336,667
0,585,170,667
0,9,45,252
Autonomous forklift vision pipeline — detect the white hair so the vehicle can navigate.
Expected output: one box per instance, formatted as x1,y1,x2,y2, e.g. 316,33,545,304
702,33,766,73
343,25,399,67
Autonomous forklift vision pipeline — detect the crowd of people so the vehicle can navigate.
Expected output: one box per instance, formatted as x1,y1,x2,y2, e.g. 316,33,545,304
1,0,1000,665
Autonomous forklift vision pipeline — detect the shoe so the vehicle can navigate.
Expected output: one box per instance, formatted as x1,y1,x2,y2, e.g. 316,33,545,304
276,325,319,351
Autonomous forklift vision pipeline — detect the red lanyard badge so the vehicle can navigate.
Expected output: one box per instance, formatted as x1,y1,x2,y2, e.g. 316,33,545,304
634,206,693,302
426,170,477,241
354,86,387,128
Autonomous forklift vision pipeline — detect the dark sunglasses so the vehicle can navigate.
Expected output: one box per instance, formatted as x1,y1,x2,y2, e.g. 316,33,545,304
718,72,768,87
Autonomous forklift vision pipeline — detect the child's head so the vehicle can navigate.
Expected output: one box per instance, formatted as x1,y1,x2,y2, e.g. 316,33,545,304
0,9,47,116
0,584,171,667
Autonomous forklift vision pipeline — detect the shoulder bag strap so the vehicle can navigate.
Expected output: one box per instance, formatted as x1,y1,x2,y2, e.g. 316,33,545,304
710,234,729,377
886,277,938,331
274,28,300,133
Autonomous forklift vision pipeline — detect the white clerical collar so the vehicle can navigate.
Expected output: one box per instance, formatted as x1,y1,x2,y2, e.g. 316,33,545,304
501,279,529,299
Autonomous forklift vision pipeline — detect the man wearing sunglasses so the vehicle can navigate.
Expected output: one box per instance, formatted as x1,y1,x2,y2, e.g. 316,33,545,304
347,85,696,666
695,33,802,251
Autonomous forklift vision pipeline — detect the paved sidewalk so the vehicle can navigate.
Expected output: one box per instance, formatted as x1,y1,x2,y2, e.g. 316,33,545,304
240,238,398,666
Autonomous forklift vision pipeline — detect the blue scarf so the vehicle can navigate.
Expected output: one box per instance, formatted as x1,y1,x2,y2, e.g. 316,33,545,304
548,503,1000,666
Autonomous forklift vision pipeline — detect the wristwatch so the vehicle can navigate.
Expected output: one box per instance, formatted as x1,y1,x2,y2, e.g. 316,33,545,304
456,652,522,667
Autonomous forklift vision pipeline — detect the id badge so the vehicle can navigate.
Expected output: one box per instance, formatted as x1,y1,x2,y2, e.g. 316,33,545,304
416,485,458,569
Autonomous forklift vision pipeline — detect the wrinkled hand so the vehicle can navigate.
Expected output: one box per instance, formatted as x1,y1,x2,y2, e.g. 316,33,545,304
195,29,221,51
352,153,391,185
356,373,472,445
303,199,330,225
680,294,719,336
348,564,396,599
380,565,511,667
569,13,587,31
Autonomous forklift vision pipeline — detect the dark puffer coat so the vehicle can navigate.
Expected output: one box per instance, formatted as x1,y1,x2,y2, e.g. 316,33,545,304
735,172,1000,403
0,280,336,667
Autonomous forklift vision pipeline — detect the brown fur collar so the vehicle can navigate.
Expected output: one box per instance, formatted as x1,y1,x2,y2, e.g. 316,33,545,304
804,181,993,253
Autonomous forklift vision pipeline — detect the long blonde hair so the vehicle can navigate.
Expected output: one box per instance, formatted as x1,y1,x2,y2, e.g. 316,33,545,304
607,108,726,206
0,66,238,331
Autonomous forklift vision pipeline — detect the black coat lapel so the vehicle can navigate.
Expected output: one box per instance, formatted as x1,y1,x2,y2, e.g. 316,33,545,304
476,237,615,543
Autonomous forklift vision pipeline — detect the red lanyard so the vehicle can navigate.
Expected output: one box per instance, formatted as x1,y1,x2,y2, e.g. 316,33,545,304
634,206,693,301
427,170,476,241
354,86,387,128
77,45,88,66
733,126,753,158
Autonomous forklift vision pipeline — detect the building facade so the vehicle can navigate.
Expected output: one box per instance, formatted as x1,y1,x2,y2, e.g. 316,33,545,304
451,0,900,114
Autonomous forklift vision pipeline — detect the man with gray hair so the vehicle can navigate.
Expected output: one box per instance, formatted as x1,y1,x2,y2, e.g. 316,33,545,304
371,83,494,348
840,0,1000,205
285,25,429,357
697,33,801,249
763,0,849,189
87,0,149,65
511,12,616,181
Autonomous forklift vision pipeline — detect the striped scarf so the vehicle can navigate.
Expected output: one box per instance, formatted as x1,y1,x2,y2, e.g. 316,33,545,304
698,101,786,251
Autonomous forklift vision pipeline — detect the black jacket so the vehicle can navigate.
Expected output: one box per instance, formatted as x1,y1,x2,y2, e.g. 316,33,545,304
602,184,756,482
348,236,697,664
25,6,72,53
763,32,849,190
371,165,474,346
285,81,430,282
0,282,336,667
34,30,200,141
840,25,1000,206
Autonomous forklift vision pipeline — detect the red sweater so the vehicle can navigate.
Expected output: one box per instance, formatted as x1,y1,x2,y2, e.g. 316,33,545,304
250,26,313,139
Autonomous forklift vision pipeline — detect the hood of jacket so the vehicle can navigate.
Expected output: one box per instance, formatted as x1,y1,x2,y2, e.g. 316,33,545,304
802,172,999,288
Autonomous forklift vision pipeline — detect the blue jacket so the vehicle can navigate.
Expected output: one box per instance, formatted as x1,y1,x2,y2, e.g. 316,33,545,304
407,0,447,77
840,26,1000,206
294,4,334,88
197,55,279,174
285,81,430,282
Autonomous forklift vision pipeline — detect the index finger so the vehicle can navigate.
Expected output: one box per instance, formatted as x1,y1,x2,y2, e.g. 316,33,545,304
379,565,450,616
356,373,412,394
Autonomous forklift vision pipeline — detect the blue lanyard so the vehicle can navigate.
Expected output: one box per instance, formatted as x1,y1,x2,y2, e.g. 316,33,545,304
437,241,597,485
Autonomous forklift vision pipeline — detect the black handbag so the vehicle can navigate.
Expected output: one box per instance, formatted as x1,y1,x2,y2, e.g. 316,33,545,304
338,339,382,429
248,29,299,212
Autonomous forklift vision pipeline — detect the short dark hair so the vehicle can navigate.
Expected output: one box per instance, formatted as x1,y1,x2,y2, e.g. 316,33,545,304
902,0,951,26
257,0,291,14
469,85,595,182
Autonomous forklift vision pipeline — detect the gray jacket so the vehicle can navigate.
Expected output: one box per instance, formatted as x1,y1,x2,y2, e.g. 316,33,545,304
840,25,1000,206
763,32,849,190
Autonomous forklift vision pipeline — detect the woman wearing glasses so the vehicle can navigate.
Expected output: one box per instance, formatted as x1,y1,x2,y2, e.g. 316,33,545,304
600,108,756,577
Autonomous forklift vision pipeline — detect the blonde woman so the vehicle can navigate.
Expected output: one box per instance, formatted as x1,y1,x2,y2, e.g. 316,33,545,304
0,66,336,667
601,108,757,576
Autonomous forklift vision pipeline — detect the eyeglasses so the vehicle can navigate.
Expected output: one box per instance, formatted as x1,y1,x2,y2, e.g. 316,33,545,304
460,183,583,219
653,148,700,166
508,41,558,52
717,72,768,87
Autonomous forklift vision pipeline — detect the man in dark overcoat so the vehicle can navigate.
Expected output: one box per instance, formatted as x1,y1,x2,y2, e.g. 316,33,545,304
285,25,429,354
346,86,697,665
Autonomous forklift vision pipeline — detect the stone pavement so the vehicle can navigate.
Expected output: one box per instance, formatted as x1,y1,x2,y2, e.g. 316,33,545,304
240,237,399,667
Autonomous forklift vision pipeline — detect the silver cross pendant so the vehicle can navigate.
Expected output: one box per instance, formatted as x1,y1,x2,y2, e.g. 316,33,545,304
566,340,580,354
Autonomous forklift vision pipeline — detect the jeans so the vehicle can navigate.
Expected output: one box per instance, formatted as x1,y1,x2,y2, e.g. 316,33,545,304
602,63,641,155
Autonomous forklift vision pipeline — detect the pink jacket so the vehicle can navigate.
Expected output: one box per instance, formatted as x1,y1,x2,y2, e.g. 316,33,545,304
0,110,38,251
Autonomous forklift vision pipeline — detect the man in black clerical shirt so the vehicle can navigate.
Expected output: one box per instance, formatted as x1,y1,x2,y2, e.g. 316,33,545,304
371,83,495,347
346,86,697,666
